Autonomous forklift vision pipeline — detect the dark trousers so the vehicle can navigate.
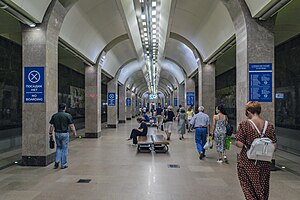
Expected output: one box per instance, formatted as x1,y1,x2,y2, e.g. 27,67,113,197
130,129,146,144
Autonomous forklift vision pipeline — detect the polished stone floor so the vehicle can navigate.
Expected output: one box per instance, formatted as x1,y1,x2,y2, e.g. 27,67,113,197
0,121,300,200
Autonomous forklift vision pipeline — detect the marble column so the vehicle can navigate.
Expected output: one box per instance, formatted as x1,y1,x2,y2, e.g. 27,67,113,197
173,89,178,110
22,0,67,166
126,89,131,120
166,94,170,106
198,63,216,120
131,93,136,118
107,78,118,128
170,92,174,107
136,96,140,116
178,83,185,107
118,84,126,123
85,64,101,138
221,0,275,125
185,78,195,109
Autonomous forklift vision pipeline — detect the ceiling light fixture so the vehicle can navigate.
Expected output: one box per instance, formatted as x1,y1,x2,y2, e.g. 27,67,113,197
137,0,161,94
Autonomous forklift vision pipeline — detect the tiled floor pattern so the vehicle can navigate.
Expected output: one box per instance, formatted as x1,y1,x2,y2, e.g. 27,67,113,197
0,121,299,200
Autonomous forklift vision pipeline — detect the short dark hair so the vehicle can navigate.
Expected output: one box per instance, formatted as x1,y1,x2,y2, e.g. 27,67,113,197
245,101,261,115
58,103,66,111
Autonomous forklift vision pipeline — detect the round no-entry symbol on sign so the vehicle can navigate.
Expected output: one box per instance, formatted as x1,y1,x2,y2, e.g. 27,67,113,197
28,70,41,83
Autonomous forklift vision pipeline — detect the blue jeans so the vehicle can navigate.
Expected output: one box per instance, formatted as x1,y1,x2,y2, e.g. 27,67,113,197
55,132,69,167
195,128,207,155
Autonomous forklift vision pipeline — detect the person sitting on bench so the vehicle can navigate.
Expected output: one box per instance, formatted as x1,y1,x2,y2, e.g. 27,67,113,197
127,117,148,145
143,112,150,122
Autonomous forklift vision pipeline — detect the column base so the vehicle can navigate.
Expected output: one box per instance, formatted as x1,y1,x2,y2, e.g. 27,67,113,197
85,132,101,138
107,124,117,128
22,152,55,166
119,120,126,123
126,118,131,120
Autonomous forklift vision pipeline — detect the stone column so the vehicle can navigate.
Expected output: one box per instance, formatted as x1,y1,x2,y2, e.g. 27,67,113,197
131,92,136,118
136,96,140,116
178,83,185,107
107,78,118,128
22,0,67,166
85,64,101,138
185,78,195,109
173,89,178,110
118,84,126,123
166,94,170,106
221,0,275,125
170,92,174,107
126,89,131,120
198,62,216,119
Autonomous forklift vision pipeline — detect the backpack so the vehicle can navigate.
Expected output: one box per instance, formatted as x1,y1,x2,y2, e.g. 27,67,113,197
246,120,275,162
223,116,233,136
226,123,233,136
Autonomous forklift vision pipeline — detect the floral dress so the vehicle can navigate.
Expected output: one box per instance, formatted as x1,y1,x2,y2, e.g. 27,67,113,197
236,120,277,200
214,119,227,153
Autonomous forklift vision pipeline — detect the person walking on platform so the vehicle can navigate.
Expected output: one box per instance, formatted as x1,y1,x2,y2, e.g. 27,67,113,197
49,103,77,169
190,106,210,160
164,106,175,140
177,107,186,140
186,106,194,132
211,104,228,163
127,117,148,145
236,101,277,200
156,103,164,130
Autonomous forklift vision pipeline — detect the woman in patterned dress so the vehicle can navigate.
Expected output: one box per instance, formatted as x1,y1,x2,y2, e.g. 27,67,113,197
236,101,277,200
177,107,186,140
211,104,228,163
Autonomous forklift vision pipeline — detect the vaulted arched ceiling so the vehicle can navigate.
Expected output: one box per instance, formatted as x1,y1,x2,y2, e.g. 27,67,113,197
164,38,198,76
2,0,299,96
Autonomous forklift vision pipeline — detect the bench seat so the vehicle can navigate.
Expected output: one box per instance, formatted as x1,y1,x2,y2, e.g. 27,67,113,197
151,135,169,153
137,135,152,144
137,136,152,152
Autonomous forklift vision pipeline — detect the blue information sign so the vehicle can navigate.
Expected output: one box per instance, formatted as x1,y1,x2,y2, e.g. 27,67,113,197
24,67,44,103
107,92,116,106
174,98,178,106
249,63,272,102
126,98,131,107
186,92,194,106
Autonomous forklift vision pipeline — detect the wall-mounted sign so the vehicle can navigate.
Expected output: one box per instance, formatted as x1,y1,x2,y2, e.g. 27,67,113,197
126,98,131,107
108,92,116,106
186,92,195,106
275,93,284,99
174,98,178,106
24,67,44,103
249,63,272,102
149,94,157,99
